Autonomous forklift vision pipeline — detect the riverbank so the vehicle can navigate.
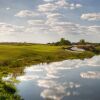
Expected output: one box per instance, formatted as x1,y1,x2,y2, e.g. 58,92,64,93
0,44,100,75
0,43,100,99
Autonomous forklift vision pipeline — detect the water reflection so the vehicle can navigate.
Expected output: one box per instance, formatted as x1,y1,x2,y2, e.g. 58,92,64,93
39,80,80,100
13,56,100,100
80,71,100,79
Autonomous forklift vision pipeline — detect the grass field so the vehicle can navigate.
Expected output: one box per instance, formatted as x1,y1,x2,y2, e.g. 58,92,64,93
0,43,99,100
0,44,95,68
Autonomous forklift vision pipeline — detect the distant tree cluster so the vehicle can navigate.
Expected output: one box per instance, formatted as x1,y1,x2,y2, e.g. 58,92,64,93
48,38,100,48
79,39,86,44
48,38,71,46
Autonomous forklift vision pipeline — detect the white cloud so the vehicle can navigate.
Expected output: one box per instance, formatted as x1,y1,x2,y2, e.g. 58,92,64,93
55,0,82,10
26,16,100,36
76,4,82,8
27,19,45,26
38,0,82,13
1,0,100,43
38,3,57,12
1,19,99,39
45,12,100,35
25,26,49,33
43,0,55,2
6,7,10,10
46,13,62,19
45,12,83,35
88,26,100,33
15,10,39,18
81,13,100,21
26,19,49,33
0,22,24,35
36,0,84,36
45,14,96,35
12,0,84,42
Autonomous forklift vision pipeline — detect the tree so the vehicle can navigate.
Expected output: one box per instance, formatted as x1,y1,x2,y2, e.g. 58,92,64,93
59,38,71,45
60,38,66,45
49,38,71,46
79,39,85,44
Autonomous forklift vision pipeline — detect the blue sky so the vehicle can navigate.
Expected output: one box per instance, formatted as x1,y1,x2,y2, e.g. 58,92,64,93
0,0,100,43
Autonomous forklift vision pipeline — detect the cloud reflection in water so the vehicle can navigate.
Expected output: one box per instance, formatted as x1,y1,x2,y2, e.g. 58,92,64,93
80,71,100,79
15,56,100,100
38,80,80,100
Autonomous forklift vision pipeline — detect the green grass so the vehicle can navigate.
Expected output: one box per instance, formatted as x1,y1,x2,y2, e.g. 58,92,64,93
0,80,21,100
0,44,95,66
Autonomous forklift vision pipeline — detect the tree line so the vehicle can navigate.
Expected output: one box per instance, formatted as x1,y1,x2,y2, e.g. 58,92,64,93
48,38,100,46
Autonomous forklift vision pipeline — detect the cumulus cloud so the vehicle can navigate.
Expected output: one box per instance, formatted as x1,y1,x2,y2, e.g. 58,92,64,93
0,21,99,41
47,22,80,34
38,0,82,12
55,0,82,10
12,0,100,41
81,13,100,21
2,0,99,43
0,22,24,35
45,13,80,35
48,13,100,35
0,20,48,36
34,0,99,37
46,13,62,19
38,3,57,12
34,1,97,36
15,10,39,18
45,15,100,35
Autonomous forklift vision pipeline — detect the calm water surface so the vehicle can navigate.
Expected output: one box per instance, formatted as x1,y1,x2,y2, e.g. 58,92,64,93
15,56,100,100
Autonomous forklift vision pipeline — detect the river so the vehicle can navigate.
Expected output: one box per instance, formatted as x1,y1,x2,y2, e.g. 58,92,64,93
5,56,100,100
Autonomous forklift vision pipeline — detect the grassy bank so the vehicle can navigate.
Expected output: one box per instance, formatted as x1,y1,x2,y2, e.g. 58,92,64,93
0,44,96,68
0,43,100,99
0,44,99,74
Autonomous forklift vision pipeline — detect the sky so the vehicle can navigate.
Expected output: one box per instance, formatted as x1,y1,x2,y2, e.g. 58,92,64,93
0,0,100,43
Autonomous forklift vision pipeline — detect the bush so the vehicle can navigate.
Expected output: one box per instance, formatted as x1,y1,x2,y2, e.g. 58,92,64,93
3,83,16,94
